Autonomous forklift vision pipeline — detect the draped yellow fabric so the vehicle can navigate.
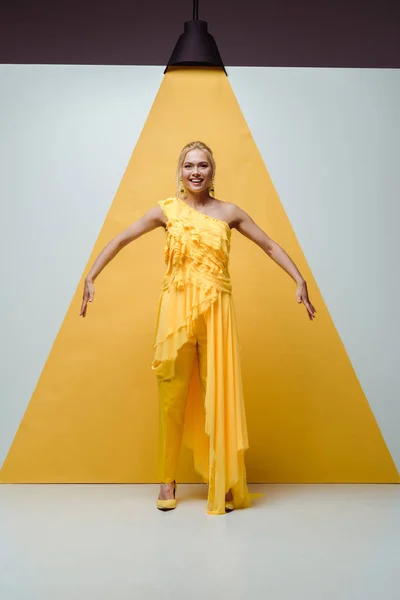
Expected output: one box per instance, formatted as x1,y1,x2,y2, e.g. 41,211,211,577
152,196,252,515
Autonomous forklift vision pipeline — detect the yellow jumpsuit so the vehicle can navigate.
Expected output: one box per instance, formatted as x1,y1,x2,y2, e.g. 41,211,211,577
152,196,252,515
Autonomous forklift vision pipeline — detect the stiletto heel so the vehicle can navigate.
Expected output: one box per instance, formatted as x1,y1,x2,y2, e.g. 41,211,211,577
156,480,177,511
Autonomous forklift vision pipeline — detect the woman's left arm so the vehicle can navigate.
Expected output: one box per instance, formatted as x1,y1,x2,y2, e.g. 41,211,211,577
231,204,317,321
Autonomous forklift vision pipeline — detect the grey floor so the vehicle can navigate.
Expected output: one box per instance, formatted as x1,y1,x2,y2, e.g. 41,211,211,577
1,483,399,600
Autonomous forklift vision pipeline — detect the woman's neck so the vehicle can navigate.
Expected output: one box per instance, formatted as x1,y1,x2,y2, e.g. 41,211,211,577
184,191,212,207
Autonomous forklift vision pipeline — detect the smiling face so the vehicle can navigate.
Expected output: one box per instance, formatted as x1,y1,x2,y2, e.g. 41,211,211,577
180,149,214,196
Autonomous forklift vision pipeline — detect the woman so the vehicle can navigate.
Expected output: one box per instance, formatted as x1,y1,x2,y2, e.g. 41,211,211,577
80,141,316,515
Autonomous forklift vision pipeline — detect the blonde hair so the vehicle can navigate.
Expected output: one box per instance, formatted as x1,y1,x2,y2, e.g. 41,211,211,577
176,141,216,199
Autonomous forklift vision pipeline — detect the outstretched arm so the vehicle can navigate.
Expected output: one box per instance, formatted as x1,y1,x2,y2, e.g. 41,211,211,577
80,205,166,317
231,205,317,321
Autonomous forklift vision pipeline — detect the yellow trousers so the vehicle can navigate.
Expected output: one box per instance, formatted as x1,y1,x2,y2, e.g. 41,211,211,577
157,313,207,483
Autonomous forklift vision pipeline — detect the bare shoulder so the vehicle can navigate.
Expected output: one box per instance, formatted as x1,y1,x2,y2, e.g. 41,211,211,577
217,200,248,228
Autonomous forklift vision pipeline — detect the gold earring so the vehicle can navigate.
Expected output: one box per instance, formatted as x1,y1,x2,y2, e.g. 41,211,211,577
209,179,215,197
180,177,185,195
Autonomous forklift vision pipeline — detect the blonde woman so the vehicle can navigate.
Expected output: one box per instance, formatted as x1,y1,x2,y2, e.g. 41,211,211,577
80,141,316,515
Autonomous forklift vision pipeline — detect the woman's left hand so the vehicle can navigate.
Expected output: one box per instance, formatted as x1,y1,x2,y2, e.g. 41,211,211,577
296,280,317,321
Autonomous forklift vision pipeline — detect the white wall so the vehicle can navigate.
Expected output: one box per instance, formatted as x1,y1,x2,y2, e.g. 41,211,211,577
1,65,399,472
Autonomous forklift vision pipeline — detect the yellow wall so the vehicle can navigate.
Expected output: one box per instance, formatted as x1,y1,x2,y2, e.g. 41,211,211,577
1,67,398,483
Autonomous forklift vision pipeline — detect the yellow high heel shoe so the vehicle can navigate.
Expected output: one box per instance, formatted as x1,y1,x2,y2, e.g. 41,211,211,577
156,481,177,511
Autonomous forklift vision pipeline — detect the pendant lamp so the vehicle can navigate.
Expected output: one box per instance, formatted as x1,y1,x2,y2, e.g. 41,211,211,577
164,0,227,75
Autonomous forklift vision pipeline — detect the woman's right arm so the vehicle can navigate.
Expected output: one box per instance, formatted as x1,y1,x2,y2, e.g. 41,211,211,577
79,205,166,317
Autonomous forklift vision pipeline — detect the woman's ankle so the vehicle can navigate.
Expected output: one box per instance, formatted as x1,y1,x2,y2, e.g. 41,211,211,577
158,481,176,500
225,488,233,501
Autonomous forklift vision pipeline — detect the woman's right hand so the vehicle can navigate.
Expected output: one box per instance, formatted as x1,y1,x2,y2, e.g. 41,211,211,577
80,278,95,318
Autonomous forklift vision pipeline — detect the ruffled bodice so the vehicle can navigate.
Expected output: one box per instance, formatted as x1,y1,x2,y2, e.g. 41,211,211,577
161,196,232,294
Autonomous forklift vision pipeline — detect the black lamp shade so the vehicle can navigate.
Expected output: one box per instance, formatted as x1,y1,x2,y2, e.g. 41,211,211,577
164,20,226,75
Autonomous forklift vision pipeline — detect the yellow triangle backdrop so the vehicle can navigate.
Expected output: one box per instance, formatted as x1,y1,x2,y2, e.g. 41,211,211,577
1,68,398,483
